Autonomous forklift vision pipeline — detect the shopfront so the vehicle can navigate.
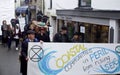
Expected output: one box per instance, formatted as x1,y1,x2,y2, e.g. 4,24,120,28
56,8,120,43
80,23,109,43
57,19,109,43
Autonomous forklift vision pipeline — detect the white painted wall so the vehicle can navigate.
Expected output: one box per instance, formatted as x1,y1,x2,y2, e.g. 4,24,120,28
15,0,21,8
45,0,78,16
0,0,15,35
0,0,15,24
92,0,120,10
44,0,78,40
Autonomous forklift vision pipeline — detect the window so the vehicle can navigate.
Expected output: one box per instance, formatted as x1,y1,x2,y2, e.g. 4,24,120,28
79,0,91,7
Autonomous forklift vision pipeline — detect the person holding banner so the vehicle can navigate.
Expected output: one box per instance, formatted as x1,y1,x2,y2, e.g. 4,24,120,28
20,30,39,75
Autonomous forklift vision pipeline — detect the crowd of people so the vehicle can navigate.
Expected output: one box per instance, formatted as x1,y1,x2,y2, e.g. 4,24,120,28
1,18,83,75
1,20,21,50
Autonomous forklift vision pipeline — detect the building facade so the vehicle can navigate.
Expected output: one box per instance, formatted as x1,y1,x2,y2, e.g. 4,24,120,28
44,0,78,40
28,0,43,19
56,0,120,43
92,0,120,10
15,0,21,8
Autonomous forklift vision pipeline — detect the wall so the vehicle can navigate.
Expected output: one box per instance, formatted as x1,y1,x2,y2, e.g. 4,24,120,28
0,0,15,35
92,0,120,10
15,0,21,8
44,0,78,16
44,0,78,39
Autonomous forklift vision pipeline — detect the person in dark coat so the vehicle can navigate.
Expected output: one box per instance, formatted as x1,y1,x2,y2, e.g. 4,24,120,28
53,26,69,42
7,25,13,49
20,30,39,75
1,20,8,46
71,32,82,43
35,27,50,42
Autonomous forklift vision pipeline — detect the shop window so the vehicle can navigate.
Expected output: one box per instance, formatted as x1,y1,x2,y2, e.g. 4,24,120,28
81,23,109,43
67,22,75,39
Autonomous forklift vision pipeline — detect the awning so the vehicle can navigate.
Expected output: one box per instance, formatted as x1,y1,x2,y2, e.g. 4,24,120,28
15,6,28,14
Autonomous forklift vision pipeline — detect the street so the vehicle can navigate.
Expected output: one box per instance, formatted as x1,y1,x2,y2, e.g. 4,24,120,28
0,43,21,75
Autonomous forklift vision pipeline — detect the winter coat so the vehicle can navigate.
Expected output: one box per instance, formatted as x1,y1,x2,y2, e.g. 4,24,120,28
53,32,69,42
20,38,38,74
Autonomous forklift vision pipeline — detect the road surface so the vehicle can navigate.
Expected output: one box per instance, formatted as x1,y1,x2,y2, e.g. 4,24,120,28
0,43,21,75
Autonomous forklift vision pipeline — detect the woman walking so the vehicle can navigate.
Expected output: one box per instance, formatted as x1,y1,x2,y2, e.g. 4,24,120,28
7,25,13,50
1,20,8,47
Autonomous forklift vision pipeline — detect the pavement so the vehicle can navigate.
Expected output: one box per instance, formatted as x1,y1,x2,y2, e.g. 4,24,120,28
0,42,21,75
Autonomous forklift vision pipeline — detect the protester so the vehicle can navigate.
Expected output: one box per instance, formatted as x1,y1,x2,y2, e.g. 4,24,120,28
29,24,35,31
1,20,8,47
7,24,13,49
36,27,50,42
53,26,69,42
10,17,19,28
71,32,82,42
13,24,21,50
20,30,39,75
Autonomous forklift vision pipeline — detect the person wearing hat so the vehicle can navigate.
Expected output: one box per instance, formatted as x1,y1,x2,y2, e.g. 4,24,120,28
53,26,69,42
35,27,50,42
20,30,39,75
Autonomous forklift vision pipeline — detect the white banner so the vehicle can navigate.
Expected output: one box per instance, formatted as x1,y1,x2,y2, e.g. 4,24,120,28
28,43,120,75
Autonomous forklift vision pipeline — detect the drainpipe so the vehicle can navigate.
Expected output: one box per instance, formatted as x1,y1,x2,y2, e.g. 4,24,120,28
43,0,45,14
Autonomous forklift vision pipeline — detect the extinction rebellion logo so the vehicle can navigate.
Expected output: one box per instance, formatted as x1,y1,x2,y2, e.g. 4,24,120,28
29,45,44,62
